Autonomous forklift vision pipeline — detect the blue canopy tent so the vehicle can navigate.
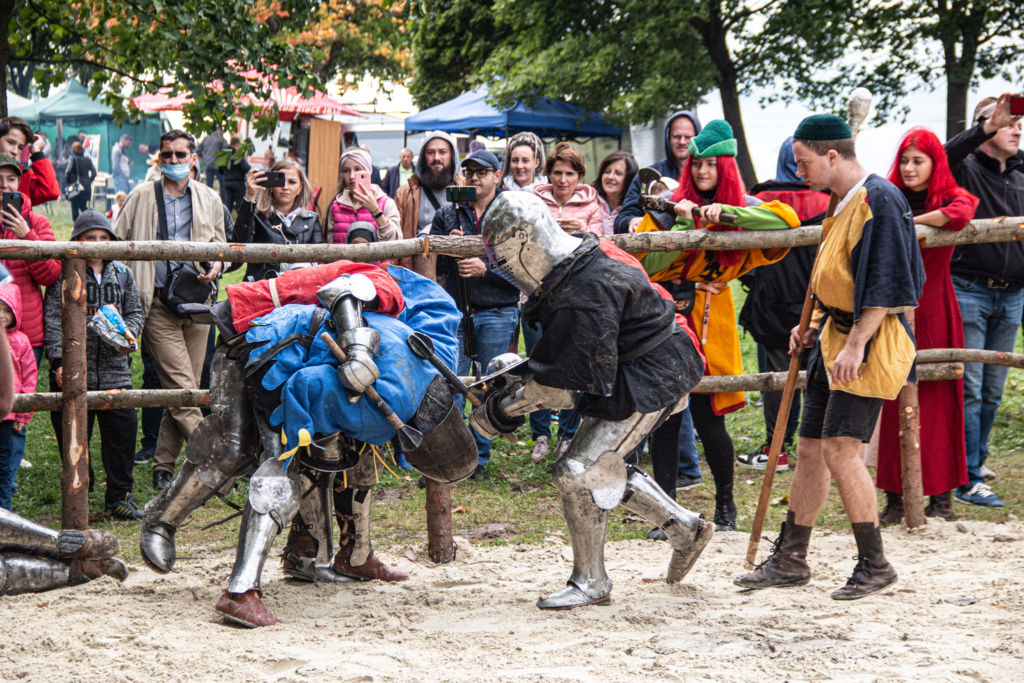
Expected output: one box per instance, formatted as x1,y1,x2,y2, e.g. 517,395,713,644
403,86,621,145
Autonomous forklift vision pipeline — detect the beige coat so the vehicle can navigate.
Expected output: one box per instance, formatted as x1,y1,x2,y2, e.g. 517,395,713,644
113,180,227,318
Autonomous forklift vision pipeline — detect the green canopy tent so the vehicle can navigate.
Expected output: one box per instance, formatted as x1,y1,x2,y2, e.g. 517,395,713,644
10,81,163,181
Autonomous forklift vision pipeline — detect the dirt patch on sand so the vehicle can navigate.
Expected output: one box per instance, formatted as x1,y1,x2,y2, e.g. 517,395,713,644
1,519,1021,682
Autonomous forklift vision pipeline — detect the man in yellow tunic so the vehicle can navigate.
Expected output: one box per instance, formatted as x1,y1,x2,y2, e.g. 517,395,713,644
735,115,925,600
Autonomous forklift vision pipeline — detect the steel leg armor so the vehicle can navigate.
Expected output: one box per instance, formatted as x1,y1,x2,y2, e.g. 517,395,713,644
538,397,711,610
0,508,118,560
282,470,354,584
141,345,259,574
226,456,300,595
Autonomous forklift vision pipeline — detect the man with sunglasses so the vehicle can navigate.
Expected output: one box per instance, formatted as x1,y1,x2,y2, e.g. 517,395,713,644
429,149,521,480
113,129,226,491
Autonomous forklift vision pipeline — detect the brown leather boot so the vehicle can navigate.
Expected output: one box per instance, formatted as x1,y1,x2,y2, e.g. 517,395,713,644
215,589,282,628
733,510,812,590
831,523,898,600
281,530,318,574
925,491,955,520
878,491,904,527
61,529,121,560
69,558,128,582
333,541,408,582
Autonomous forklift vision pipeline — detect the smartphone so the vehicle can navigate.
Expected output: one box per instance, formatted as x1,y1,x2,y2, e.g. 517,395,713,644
2,192,23,218
259,171,286,188
445,185,477,203
352,171,371,194
1011,96,1024,116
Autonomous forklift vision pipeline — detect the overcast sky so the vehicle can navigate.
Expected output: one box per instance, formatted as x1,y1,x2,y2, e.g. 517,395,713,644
697,76,1021,181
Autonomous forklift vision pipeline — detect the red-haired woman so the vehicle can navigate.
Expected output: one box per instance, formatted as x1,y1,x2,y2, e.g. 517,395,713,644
637,120,799,531
876,128,978,523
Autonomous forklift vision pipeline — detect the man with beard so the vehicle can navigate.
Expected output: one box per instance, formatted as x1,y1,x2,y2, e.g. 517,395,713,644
394,131,461,269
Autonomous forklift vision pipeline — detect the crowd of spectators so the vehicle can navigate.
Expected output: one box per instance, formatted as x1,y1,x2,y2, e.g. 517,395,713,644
0,91,1020,529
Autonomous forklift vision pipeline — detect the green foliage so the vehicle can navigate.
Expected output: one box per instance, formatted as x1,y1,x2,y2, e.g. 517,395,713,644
4,0,325,139
407,0,498,109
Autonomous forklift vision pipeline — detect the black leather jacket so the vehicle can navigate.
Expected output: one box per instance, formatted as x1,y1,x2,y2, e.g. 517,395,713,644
232,199,324,281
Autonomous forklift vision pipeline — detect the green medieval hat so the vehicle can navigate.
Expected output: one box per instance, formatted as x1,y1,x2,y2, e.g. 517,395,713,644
794,114,852,141
688,120,737,159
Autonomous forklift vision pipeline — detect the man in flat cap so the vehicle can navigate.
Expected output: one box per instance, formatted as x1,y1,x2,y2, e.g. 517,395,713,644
735,115,924,600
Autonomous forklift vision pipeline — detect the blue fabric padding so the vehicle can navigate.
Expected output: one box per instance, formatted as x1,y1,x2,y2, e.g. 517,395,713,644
243,271,461,448
386,265,461,372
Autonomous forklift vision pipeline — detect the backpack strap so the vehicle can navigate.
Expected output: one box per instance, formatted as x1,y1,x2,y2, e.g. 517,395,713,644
111,261,130,292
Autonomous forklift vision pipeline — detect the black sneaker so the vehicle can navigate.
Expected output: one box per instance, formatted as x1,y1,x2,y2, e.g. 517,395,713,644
153,470,173,490
470,464,489,481
134,444,156,464
676,474,704,490
107,496,143,520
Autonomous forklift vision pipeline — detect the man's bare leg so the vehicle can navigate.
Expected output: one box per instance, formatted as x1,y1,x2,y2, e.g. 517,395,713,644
787,437,832,526
820,436,878,525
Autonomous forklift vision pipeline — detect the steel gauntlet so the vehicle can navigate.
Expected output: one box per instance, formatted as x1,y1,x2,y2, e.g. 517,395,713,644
469,380,575,441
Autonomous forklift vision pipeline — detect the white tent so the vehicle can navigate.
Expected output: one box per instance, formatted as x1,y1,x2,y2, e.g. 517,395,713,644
6,91,31,110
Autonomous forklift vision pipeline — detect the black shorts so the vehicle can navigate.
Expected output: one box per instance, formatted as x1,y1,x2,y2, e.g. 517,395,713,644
798,355,884,443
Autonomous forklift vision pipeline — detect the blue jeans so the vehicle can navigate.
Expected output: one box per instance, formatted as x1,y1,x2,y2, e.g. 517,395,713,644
0,421,27,510
522,318,580,441
113,175,129,195
953,276,1024,489
677,407,702,479
457,306,520,466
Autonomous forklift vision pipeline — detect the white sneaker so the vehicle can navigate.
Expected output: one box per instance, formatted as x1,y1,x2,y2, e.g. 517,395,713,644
558,439,572,455
980,465,996,481
19,459,31,469
531,436,549,463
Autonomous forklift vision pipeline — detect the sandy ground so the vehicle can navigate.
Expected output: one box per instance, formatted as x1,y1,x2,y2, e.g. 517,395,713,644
1,519,1022,683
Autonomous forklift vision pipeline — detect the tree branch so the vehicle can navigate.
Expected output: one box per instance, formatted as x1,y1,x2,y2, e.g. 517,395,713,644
9,55,158,88
725,0,781,29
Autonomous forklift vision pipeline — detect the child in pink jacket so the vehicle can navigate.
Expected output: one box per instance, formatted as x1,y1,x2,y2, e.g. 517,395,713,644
0,283,36,509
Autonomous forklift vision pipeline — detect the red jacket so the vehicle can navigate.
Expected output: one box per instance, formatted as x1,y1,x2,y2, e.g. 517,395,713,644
20,154,60,207
1,197,61,347
0,284,37,424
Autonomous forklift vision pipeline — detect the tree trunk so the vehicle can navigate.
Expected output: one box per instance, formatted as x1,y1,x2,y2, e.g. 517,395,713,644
945,73,971,139
0,0,17,118
941,12,979,140
692,11,758,187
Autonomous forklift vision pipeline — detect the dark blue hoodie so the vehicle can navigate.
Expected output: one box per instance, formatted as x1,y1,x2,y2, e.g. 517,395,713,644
614,110,702,234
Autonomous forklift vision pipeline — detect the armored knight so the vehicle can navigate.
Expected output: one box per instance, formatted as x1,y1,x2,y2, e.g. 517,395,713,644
0,508,126,594
471,192,714,609
139,262,477,627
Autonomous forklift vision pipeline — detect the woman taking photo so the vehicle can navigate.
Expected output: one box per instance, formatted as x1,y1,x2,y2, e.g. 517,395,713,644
500,132,546,193
233,158,323,281
325,147,400,245
65,141,96,221
594,151,638,235
533,143,603,234
637,120,799,531
875,127,977,523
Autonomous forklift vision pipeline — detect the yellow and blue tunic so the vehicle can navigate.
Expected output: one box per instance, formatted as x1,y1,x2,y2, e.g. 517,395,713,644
810,174,925,400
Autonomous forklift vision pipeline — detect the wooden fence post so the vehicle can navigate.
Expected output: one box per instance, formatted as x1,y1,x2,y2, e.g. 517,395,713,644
409,252,455,563
900,311,925,529
60,258,89,530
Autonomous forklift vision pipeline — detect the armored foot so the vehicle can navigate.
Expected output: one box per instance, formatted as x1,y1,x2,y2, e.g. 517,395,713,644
215,589,282,628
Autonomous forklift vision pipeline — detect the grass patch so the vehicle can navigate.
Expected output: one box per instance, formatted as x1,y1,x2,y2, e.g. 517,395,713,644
11,204,1024,563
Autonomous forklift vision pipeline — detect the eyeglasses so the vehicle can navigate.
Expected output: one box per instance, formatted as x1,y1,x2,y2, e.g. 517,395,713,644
159,150,191,161
463,168,494,179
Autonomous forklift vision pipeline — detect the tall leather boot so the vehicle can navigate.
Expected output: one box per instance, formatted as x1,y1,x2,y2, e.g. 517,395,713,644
878,491,904,527
831,522,897,600
925,491,955,520
733,510,812,589
714,483,737,532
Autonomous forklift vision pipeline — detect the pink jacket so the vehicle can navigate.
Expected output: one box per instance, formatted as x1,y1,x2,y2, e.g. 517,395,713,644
326,185,401,245
0,284,36,424
533,183,604,235
1,196,61,347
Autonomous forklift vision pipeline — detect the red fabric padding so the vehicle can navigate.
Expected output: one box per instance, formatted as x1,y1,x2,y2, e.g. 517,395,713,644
226,261,405,332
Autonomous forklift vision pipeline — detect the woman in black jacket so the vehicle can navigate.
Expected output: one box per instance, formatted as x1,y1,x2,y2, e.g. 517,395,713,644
65,141,97,221
233,157,324,281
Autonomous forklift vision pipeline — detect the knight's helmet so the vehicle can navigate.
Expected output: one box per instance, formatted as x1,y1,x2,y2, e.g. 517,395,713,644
480,192,583,295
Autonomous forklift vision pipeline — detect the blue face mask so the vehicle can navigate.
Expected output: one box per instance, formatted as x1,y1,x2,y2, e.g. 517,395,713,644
161,163,191,182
